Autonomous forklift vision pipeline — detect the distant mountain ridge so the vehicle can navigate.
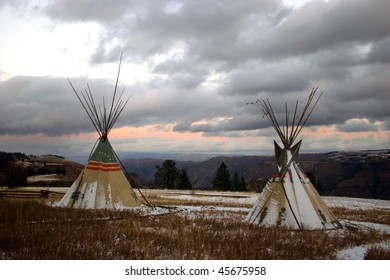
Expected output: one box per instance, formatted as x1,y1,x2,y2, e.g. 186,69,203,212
122,150,390,200
2,149,389,200
66,151,270,164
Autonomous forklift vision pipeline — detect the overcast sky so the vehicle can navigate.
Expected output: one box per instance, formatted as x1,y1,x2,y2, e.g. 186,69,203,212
0,0,389,158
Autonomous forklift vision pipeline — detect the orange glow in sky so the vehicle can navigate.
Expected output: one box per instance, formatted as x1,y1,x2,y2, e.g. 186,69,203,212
109,124,226,141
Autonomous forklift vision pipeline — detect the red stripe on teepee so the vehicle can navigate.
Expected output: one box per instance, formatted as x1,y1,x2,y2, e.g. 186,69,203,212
86,161,121,172
272,172,292,179
88,161,120,168
86,166,122,172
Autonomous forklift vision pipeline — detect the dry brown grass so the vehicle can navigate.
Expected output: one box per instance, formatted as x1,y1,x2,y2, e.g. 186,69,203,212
1,198,389,260
142,189,253,208
364,246,390,260
332,207,390,225
145,195,252,208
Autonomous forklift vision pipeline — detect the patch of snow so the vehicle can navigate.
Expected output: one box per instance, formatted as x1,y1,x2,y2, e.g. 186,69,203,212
337,241,390,260
51,187,390,260
337,245,369,260
344,220,390,234
141,189,257,205
28,174,63,182
323,196,390,210
336,220,390,260
132,205,178,216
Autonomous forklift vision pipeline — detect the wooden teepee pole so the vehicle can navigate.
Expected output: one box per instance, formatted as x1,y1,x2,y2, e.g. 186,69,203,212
249,87,322,149
67,54,128,141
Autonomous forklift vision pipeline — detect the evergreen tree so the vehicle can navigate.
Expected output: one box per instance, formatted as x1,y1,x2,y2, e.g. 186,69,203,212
232,171,241,191
211,162,232,191
5,161,27,188
240,176,247,191
26,166,36,177
175,169,192,190
232,172,247,192
306,171,322,195
154,159,179,189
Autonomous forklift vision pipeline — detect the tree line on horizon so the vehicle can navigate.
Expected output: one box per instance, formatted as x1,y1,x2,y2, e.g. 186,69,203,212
154,159,247,191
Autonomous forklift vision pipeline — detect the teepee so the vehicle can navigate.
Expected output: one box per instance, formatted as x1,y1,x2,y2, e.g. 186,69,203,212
246,87,341,230
59,55,141,209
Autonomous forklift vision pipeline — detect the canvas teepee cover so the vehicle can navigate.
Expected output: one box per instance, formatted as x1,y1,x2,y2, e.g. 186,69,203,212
59,55,141,209
59,139,140,209
246,88,341,230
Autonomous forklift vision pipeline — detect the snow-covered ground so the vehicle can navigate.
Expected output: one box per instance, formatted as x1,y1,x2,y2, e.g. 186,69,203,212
27,174,64,182
337,240,390,260
324,195,390,259
138,189,390,260
141,188,254,205
323,196,390,210
9,187,390,259
141,189,390,211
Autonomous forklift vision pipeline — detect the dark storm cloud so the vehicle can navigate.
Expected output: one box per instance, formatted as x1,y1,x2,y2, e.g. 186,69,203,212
258,0,390,59
176,113,266,134
44,0,287,65
2,0,389,141
123,84,237,129
365,37,390,64
336,119,379,133
319,64,390,124
43,0,136,22
152,56,210,89
223,59,314,96
0,76,129,136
